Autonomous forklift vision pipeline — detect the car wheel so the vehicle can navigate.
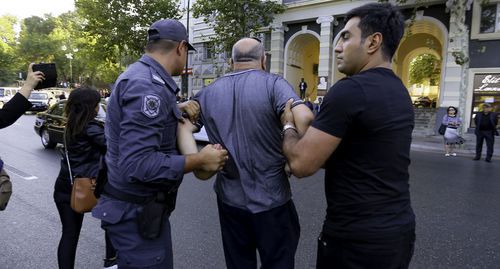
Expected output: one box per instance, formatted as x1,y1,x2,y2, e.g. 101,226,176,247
40,128,57,149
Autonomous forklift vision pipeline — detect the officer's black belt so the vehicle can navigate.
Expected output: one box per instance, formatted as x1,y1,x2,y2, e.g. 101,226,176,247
103,183,154,205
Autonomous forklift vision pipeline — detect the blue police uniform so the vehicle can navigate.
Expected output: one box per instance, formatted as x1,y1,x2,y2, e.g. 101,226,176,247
92,54,185,269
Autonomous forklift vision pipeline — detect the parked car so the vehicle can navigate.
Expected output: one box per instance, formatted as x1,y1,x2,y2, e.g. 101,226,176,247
413,96,437,108
0,87,20,108
28,91,57,112
34,100,66,148
34,100,106,149
193,126,209,143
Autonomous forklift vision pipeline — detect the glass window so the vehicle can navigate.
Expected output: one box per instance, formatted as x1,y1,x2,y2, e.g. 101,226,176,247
472,1,500,39
50,102,66,116
29,92,48,99
470,73,500,127
0,89,4,97
264,32,271,52
480,4,498,33
204,42,215,60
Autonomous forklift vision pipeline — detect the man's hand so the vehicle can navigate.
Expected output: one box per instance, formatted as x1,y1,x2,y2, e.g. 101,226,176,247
178,100,200,124
20,63,45,99
282,98,296,126
198,144,228,172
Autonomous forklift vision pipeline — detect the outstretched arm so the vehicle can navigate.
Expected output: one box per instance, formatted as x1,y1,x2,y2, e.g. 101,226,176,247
282,99,341,178
177,120,221,180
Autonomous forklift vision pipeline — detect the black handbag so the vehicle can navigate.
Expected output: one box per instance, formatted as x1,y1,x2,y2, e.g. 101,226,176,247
438,124,447,135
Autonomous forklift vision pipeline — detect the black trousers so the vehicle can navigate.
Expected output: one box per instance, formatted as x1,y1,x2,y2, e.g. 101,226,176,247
217,198,300,269
475,130,495,160
54,178,116,269
316,229,415,269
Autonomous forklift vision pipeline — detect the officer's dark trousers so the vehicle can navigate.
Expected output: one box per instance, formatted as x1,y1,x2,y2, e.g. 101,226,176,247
475,130,495,160
102,201,173,269
217,198,300,269
316,228,415,269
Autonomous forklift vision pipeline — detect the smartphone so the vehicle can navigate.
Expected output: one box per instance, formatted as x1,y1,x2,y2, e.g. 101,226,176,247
32,63,57,89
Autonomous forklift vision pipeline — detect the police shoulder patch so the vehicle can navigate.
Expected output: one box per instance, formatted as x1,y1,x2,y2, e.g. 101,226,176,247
142,94,161,118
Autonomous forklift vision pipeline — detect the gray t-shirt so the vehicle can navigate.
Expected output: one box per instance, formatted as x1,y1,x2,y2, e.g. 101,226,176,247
195,69,300,213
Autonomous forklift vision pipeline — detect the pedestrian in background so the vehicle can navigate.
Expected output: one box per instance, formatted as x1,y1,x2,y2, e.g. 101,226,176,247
92,19,228,269
298,78,307,99
54,86,117,269
442,106,464,157
282,3,416,268
473,103,499,162
179,37,314,269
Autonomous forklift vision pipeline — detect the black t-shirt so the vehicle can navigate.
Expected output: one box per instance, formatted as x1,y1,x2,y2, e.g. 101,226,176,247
312,68,415,239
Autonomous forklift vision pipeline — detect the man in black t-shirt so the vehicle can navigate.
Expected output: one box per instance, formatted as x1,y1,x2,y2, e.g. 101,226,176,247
282,3,415,269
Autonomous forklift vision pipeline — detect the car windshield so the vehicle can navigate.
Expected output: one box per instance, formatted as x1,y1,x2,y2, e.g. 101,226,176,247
30,92,48,99
0,89,4,97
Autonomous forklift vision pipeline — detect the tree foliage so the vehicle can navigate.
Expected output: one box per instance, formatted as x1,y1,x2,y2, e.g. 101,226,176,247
192,0,286,53
75,0,182,60
0,15,19,84
409,54,441,86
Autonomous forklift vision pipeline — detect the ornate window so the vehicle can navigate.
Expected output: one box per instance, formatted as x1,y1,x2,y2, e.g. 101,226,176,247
471,0,500,40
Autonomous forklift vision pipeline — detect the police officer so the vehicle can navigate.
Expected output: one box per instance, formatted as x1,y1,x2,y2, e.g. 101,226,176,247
92,19,228,269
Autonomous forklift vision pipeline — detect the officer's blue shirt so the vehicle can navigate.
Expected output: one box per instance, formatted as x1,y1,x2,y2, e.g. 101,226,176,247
104,54,185,197
195,69,301,213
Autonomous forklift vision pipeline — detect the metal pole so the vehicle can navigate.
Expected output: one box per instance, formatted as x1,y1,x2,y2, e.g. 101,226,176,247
69,58,73,85
182,0,190,98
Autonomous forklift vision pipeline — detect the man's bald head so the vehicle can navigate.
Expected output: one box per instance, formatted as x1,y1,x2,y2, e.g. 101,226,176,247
232,38,265,63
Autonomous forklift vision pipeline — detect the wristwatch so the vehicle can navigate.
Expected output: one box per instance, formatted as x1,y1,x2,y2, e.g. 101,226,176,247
282,123,297,137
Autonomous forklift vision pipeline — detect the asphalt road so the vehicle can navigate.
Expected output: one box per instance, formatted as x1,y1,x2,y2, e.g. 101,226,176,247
0,114,499,269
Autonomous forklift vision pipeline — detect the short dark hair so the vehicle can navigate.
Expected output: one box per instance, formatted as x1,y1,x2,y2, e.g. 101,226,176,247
345,3,404,60
145,39,179,53
447,106,458,114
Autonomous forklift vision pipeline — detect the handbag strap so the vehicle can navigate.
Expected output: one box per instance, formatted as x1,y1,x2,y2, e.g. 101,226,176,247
63,132,74,185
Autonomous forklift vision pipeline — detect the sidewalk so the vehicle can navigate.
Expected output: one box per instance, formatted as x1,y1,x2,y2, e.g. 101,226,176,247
411,133,500,160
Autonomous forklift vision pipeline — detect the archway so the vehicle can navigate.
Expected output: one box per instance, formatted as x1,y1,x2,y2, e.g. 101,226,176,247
330,16,448,104
394,17,448,107
284,31,320,101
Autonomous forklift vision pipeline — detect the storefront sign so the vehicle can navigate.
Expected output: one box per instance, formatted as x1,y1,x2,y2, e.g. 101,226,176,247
473,74,500,92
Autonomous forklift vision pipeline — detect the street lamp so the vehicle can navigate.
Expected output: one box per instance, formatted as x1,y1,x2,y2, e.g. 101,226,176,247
61,45,78,86
181,0,191,97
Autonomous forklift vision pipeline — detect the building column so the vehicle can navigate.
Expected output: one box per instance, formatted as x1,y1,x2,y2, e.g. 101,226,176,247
270,22,285,75
442,1,472,130
316,16,334,95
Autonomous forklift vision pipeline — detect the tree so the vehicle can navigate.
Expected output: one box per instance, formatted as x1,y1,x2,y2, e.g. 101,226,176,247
192,0,286,53
75,0,182,61
17,15,59,64
0,15,19,85
409,54,441,86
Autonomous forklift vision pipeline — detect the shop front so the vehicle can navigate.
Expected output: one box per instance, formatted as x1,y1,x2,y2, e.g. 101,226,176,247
468,71,500,128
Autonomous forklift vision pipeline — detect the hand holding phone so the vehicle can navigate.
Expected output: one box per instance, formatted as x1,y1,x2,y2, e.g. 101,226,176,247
32,63,57,89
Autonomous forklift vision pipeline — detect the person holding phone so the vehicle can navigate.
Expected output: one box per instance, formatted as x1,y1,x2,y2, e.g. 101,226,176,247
0,64,44,174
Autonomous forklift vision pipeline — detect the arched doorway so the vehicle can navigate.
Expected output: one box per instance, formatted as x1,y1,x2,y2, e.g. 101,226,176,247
284,32,320,101
393,17,448,108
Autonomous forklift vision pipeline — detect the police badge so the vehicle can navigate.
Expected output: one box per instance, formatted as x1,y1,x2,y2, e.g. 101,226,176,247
142,94,161,118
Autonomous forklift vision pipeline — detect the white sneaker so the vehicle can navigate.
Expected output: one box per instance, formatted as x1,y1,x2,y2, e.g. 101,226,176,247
445,153,450,157
104,265,117,269
451,153,457,156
